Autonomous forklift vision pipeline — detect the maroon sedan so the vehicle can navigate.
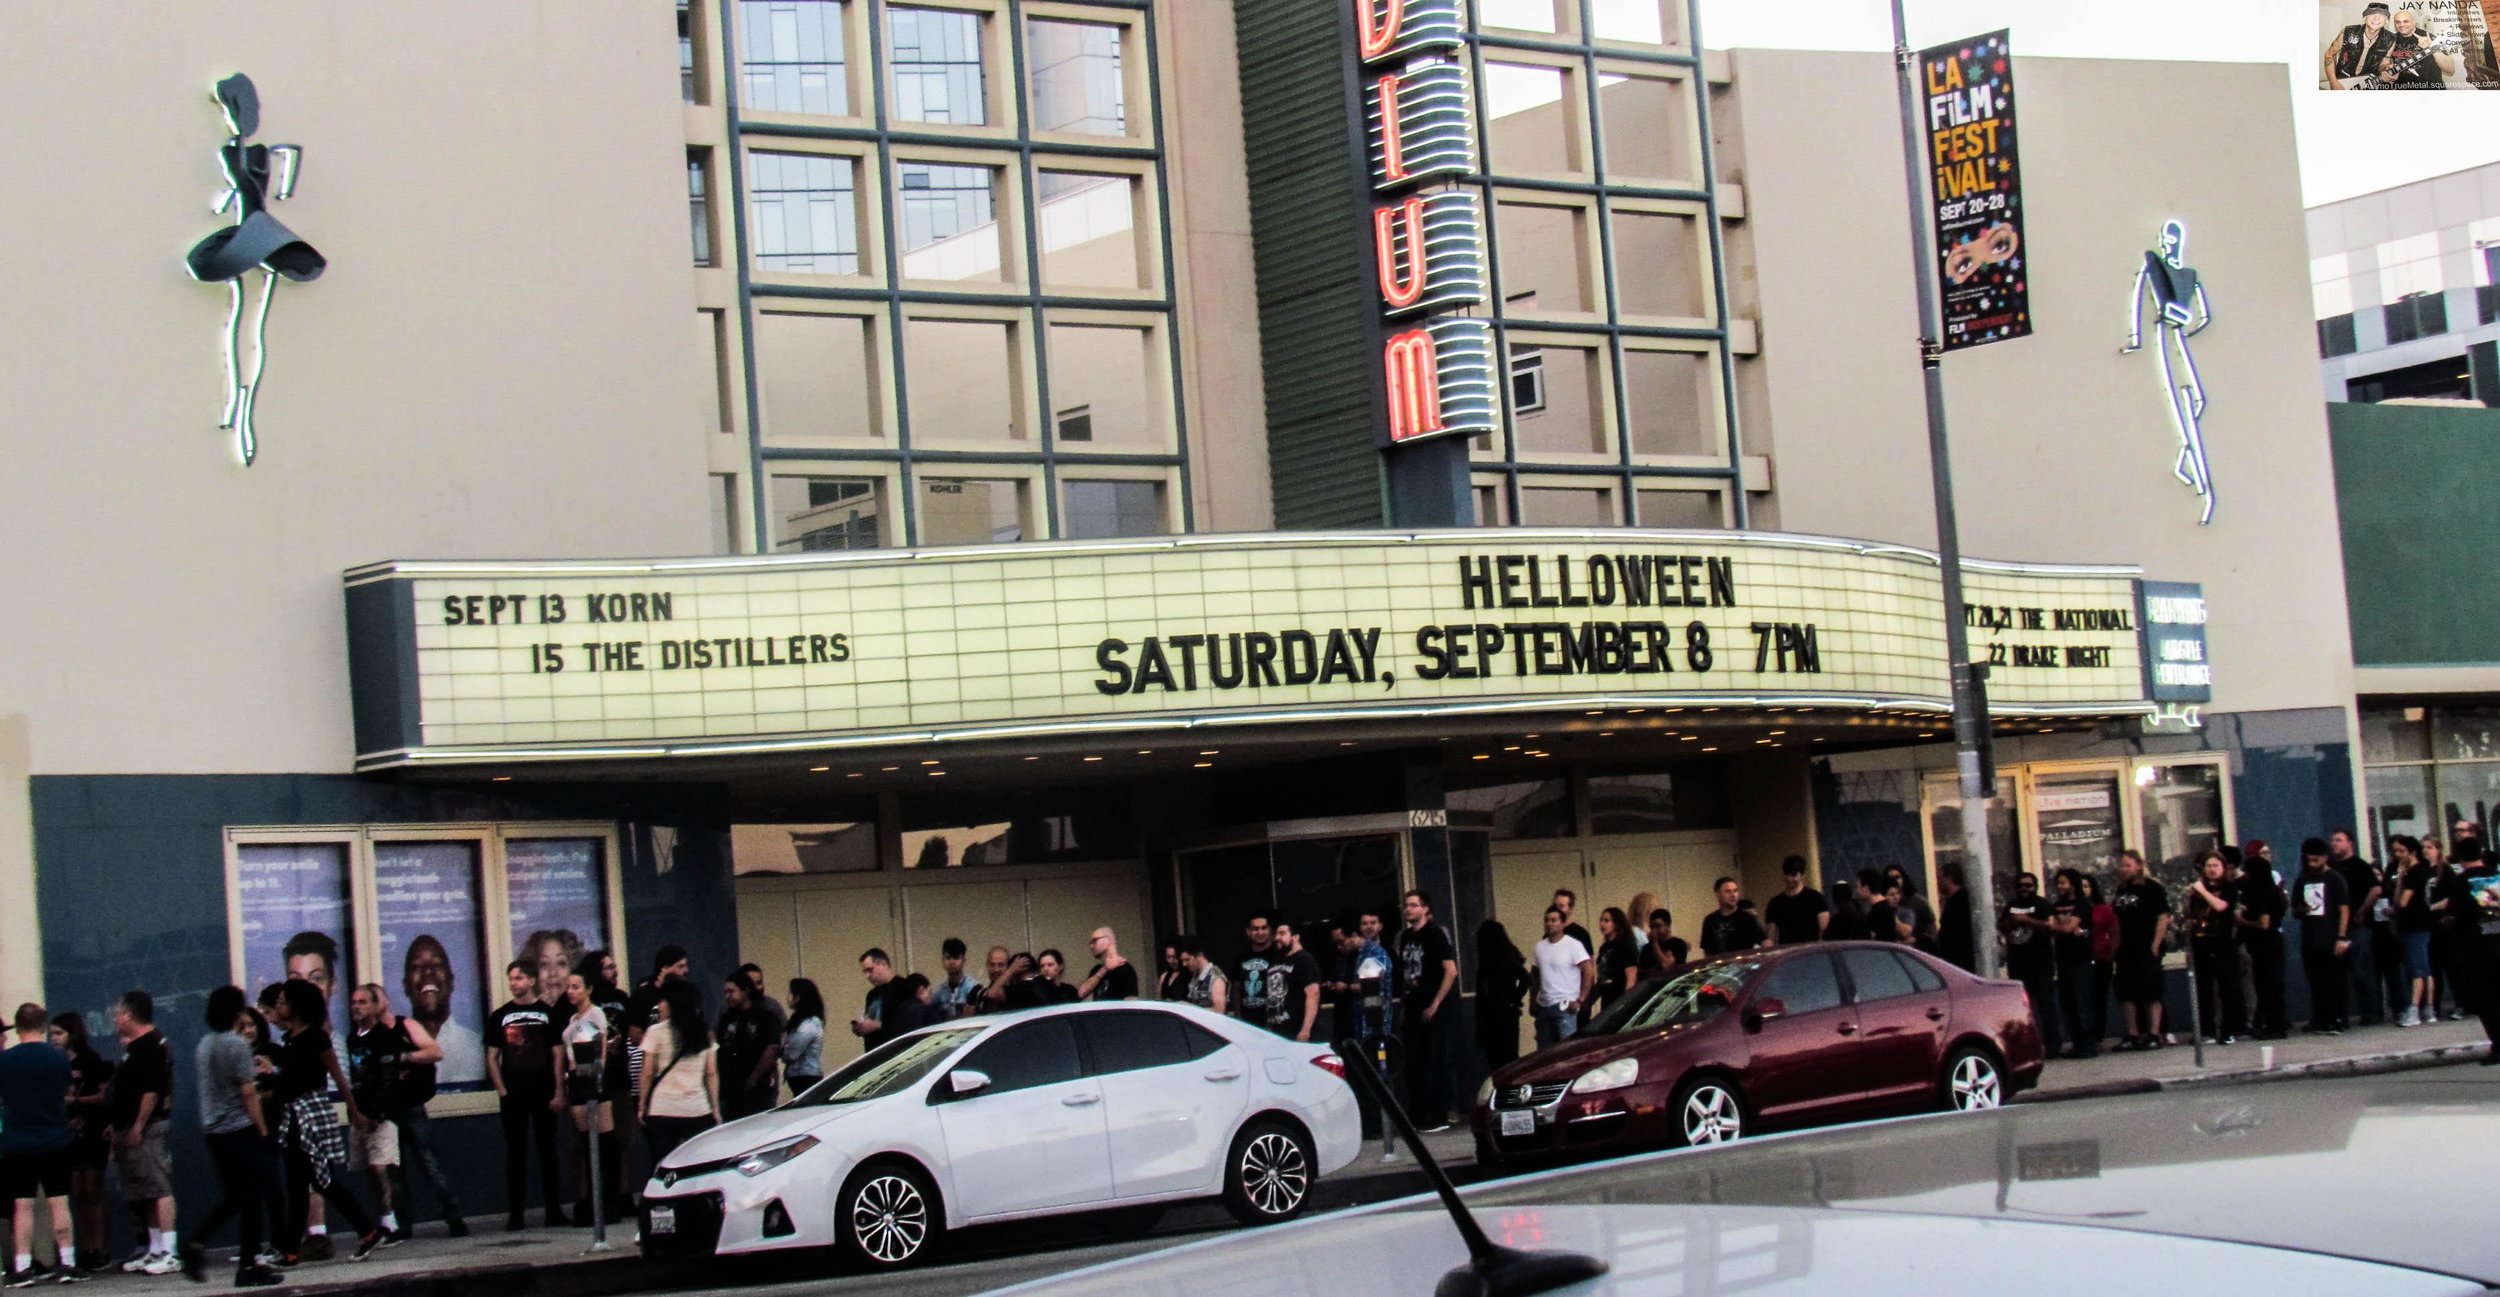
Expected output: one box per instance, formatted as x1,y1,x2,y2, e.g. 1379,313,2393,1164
1472,941,2043,1166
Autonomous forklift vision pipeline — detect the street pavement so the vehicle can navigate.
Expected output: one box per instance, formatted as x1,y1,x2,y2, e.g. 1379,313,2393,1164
67,1018,2491,1296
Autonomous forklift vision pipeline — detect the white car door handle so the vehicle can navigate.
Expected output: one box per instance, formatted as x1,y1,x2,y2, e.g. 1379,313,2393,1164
1061,1092,1101,1107
1203,1068,1243,1082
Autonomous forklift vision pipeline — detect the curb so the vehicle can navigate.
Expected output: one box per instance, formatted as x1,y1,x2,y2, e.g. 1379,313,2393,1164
2018,1039,2489,1105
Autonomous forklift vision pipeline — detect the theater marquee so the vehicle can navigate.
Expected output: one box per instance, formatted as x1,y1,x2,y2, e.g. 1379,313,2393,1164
344,531,2182,769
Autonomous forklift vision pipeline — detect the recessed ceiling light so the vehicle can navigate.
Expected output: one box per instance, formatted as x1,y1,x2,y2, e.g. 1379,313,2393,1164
1681,735,1697,742
1339,740,1357,747
1504,745,1521,752
1137,750,1153,755
1199,750,1220,756
1524,733,1541,739
1024,756,1040,762
1083,755,1103,762
1471,754,1491,760
491,775,511,782
1768,730,1785,736
1598,732,1614,738
1703,746,1719,752
1755,739,1772,745
1627,708,1646,715
810,766,830,772
920,759,940,766
1193,761,1213,768
928,770,946,777
847,771,865,777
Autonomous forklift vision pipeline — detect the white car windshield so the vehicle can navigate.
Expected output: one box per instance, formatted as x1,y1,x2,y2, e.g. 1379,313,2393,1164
796,1026,984,1105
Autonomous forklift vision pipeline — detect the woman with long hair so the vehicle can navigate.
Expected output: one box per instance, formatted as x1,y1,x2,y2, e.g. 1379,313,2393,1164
2184,850,2244,1044
559,971,624,1226
1591,907,1640,1017
638,979,720,1169
2236,841,2291,1039
1472,920,1531,1070
46,1011,111,1271
2080,875,2120,1047
266,979,384,1261
782,978,827,1095
1157,943,1189,1002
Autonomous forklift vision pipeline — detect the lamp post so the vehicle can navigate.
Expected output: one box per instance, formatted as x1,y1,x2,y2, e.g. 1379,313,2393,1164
1888,0,2003,977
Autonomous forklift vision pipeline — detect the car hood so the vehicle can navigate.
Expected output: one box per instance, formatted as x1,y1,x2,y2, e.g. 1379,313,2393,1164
977,1201,2480,1295
1492,1024,1702,1087
651,1103,862,1173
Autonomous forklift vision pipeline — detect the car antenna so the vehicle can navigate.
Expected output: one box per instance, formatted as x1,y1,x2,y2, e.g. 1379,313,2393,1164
1331,1037,1608,1297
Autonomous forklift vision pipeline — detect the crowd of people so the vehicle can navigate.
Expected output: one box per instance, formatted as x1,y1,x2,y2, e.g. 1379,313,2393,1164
5,839,2492,1287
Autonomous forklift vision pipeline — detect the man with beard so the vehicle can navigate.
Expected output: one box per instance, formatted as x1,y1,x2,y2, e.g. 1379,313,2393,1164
401,935,483,1086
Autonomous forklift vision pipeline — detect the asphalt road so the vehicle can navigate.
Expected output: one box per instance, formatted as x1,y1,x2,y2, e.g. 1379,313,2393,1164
671,1061,2500,1297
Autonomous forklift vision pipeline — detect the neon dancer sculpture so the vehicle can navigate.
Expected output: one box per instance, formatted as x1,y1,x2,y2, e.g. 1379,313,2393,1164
2122,221,2215,525
184,73,325,466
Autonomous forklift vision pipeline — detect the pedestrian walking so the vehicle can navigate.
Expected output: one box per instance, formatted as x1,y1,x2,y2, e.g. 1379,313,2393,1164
1472,920,1529,1072
2238,841,2291,1039
2293,838,2352,1035
1390,890,1459,1132
781,980,826,1095
2048,869,2097,1056
2109,850,2173,1051
487,960,565,1231
179,988,284,1288
1763,857,1830,945
2185,850,2245,1044
106,991,179,1273
1529,908,1594,1050
45,1012,109,1273
266,979,385,1261
636,981,719,1168
2000,873,2059,1055
1,1002,80,1286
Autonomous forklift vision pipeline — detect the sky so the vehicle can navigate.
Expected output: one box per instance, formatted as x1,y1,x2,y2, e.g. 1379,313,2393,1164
1693,0,2500,205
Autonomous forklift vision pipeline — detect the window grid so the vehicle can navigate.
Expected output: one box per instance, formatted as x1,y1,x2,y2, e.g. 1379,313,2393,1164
723,0,1186,549
741,0,851,115
1464,0,1747,528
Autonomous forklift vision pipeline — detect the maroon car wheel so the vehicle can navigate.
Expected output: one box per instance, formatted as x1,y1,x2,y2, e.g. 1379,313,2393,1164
1670,1076,1746,1146
1942,1045,2005,1112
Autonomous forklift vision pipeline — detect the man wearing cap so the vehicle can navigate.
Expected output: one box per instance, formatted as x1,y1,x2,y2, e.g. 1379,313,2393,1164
2326,3,2399,85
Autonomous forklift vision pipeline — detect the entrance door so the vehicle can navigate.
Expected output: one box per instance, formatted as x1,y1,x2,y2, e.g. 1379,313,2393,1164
794,887,900,1068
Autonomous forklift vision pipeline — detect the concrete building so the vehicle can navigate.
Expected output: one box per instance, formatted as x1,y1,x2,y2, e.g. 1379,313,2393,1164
2308,159,2500,403
0,0,2356,1223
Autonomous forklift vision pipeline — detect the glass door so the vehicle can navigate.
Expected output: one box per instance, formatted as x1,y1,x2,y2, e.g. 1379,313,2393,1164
1921,774,2021,897
2026,766,2126,885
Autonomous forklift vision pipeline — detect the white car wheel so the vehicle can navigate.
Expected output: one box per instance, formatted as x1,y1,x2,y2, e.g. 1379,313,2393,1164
839,1164,939,1269
1223,1121,1313,1225
1946,1047,2004,1112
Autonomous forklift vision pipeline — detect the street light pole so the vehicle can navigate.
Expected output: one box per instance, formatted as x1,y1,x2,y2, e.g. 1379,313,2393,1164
1889,0,2002,978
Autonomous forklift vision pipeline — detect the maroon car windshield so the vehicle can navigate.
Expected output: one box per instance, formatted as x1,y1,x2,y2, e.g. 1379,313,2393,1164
1608,959,1766,1032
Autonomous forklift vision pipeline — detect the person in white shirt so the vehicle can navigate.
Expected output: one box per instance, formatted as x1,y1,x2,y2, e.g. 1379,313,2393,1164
1529,907,1594,1050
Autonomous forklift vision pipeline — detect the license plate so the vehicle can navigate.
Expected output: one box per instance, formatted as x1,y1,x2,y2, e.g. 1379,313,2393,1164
649,1205,676,1235
1498,1109,1535,1138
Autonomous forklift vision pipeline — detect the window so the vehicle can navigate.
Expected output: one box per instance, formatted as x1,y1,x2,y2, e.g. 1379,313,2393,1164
889,6,987,126
680,0,703,103
1589,773,1674,834
2317,313,2357,358
1841,948,1917,1003
740,0,848,116
1635,488,1721,529
687,151,715,266
1899,953,1944,993
1047,322,1157,446
1755,953,1842,1015
1591,0,1673,43
918,476,1027,545
708,473,739,553
1482,63,1584,176
900,788,1133,867
1518,485,1614,525
2383,291,2447,344
1622,349,1715,457
1478,0,1561,32
1057,406,1092,442
225,824,621,1107
1063,479,1166,539
897,162,1005,282
1448,779,1573,838
955,1019,1084,1095
904,318,1019,441
748,151,860,274
2356,703,2500,855
1472,482,1510,525
1027,17,1126,136
1611,210,1704,318
1509,345,1546,416
1081,1011,1193,1074
758,311,882,440
1038,170,1144,290
697,309,732,433
2482,286,2500,327
731,821,879,874
770,474,884,551
1511,344,1605,455
1596,73,1693,184
2137,762,2226,890
1497,202,1594,313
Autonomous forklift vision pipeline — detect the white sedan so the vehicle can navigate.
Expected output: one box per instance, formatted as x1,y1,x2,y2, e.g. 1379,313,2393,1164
636,1000,1361,1269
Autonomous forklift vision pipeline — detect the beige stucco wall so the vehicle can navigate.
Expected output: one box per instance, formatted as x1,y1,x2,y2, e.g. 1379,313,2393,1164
0,3,714,977
1725,51,2354,721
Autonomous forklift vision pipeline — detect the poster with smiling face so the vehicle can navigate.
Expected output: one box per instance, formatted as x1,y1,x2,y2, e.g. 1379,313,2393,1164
2320,2,2500,88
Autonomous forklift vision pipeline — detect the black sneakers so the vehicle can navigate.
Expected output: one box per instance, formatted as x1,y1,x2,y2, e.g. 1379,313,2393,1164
444,1218,471,1239
232,1264,284,1288
349,1231,385,1263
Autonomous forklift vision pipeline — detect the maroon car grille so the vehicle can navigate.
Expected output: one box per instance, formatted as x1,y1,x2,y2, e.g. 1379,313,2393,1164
1496,1082,1570,1110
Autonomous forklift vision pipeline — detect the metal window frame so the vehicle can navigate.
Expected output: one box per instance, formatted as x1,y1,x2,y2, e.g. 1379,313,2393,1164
721,0,1187,551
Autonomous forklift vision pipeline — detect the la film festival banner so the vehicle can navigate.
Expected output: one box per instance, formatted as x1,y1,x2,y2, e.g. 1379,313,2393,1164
1919,31,2032,352
2319,1,2500,88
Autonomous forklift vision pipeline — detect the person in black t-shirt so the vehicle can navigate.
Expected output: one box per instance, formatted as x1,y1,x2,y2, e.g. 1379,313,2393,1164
1857,871,1897,948
716,976,779,1120
1391,891,1459,1131
2327,830,2386,1026
1763,857,1830,945
1639,909,1690,976
2235,843,2291,1039
2183,851,2244,1043
1259,923,1324,1042
1699,878,1767,955
46,1010,111,1272
2047,869,2097,1056
1936,867,1976,972
1075,927,1142,1002
2292,838,2352,1033
1824,876,1869,941
487,961,565,1230
2108,850,2172,1051
1234,915,1281,1028
2000,872,2059,1054
2393,836,2438,1026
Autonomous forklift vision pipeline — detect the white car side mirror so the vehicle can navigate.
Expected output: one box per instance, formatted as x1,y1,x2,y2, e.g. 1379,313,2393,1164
949,1069,992,1096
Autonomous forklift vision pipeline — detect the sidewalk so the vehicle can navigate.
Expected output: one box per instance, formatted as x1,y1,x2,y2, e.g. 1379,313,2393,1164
76,1019,2489,1297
